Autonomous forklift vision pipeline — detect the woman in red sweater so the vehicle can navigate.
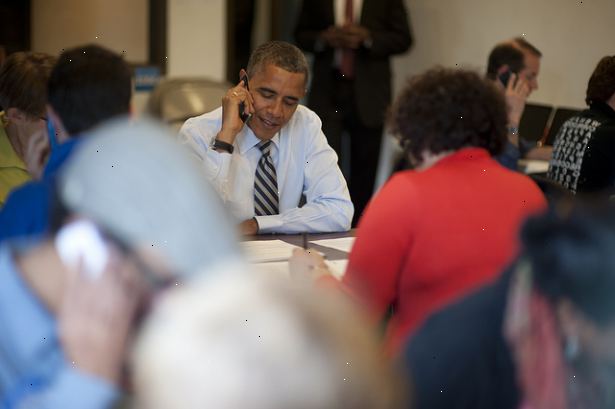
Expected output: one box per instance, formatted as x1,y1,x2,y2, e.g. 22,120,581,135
292,68,546,352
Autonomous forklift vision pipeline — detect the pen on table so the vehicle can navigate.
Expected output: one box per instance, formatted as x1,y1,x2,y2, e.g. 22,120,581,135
302,232,308,250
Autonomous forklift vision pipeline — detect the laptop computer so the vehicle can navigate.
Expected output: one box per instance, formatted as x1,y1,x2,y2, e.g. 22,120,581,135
519,103,553,142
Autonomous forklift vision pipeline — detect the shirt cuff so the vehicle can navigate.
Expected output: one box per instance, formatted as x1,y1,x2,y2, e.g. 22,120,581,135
45,366,120,409
254,215,283,233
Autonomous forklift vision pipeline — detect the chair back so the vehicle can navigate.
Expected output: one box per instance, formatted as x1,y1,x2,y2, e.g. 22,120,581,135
147,77,231,131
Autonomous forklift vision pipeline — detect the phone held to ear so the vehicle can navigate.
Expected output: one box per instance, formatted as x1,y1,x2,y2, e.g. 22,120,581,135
55,220,110,280
239,74,252,123
498,69,514,88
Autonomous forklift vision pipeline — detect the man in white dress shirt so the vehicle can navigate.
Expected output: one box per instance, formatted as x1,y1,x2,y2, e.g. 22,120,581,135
179,41,353,235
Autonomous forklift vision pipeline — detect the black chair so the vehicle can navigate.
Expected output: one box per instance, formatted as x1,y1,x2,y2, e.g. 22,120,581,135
529,174,572,203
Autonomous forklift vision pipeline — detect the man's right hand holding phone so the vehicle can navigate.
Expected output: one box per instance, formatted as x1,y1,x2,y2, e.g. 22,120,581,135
504,73,531,146
216,76,255,151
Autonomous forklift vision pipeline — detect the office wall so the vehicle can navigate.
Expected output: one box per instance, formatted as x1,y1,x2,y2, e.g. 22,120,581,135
31,1,614,109
167,0,226,80
31,0,148,63
394,0,615,109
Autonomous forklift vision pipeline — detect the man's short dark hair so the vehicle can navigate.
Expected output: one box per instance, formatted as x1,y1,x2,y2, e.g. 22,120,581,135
0,52,56,118
246,41,309,85
48,44,132,136
512,37,542,58
486,37,542,80
585,55,615,105
389,68,507,165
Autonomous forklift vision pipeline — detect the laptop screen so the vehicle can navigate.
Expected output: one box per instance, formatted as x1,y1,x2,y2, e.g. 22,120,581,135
519,103,553,142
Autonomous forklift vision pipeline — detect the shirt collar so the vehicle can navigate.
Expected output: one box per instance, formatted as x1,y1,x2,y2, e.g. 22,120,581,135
43,137,80,178
236,125,280,155
589,101,615,120
0,127,28,170
436,147,491,166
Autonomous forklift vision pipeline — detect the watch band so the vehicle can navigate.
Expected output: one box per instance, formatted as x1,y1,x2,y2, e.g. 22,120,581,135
212,139,234,154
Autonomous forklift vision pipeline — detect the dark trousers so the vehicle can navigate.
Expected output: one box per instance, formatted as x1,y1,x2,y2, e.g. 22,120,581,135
315,73,383,226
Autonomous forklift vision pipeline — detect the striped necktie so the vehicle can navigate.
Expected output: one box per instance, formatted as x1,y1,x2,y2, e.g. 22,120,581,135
254,140,279,216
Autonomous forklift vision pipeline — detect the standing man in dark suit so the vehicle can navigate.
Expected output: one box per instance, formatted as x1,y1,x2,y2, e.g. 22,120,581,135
295,0,412,225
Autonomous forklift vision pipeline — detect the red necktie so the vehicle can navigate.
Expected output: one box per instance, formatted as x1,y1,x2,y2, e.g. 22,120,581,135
340,0,355,78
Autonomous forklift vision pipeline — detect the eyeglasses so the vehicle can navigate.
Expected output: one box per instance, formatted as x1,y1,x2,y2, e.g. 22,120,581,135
107,232,176,291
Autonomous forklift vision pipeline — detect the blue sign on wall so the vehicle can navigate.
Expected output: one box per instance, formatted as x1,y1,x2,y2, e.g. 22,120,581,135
134,66,161,91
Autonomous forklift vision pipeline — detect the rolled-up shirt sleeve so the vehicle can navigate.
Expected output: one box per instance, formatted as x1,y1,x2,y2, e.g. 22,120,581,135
178,113,235,202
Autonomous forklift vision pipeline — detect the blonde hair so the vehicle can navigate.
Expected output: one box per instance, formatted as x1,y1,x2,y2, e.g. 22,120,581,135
133,274,405,409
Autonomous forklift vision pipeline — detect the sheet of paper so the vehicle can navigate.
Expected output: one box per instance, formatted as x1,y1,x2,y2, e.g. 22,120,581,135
326,259,348,280
253,261,290,277
310,237,356,253
254,260,347,281
519,159,549,174
240,240,300,263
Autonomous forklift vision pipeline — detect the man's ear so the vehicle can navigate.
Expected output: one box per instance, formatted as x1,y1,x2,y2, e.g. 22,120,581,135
497,65,510,76
239,68,248,81
5,107,26,123
46,104,69,143
556,298,589,344
607,92,615,111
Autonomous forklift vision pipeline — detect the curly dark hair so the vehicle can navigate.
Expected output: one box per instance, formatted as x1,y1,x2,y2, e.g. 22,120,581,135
388,67,508,165
585,55,615,105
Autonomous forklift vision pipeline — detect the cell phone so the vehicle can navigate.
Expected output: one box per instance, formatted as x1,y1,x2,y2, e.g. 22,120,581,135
55,220,110,280
498,69,515,88
239,73,252,123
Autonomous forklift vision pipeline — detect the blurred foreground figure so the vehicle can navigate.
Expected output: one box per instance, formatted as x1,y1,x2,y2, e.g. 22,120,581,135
0,119,239,409
406,199,615,409
133,275,405,409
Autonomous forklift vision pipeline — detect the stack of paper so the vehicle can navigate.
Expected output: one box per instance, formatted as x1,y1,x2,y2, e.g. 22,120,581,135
311,237,356,253
240,240,300,263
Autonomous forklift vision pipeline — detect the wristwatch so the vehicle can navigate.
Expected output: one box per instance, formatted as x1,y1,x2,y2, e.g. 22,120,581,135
507,125,519,135
212,139,234,154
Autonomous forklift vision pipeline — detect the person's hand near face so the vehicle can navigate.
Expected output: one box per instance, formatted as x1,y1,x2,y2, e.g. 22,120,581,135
58,251,144,385
216,75,255,148
503,73,531,146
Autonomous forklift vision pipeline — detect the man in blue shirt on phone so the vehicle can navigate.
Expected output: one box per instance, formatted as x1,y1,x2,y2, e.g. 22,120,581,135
0,119,240,409
486,37,552,169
